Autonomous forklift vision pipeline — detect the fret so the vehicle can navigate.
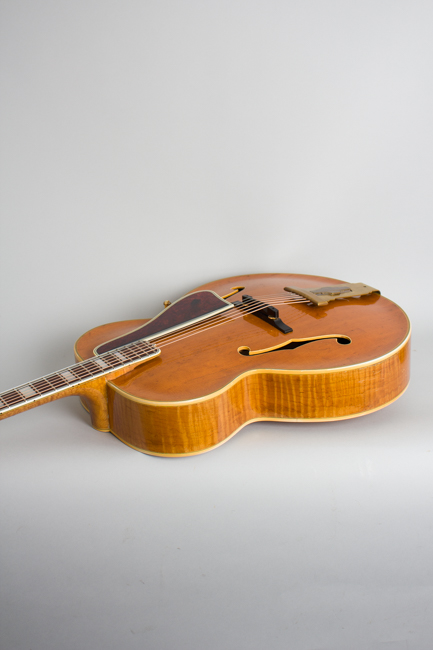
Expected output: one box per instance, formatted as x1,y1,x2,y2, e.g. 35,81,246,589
68,365,92,379
59,370,78,383
100,353,121,369
1,390,25,407
81,360,103,374
124,350,143,362
0,339,160,415
112,351,128,362
93,358,109,370
45,374,70,389
18,385,38,399
31,378,54,394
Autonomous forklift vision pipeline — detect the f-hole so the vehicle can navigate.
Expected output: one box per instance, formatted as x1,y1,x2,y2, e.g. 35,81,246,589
221,286,245,300
238,335,351,356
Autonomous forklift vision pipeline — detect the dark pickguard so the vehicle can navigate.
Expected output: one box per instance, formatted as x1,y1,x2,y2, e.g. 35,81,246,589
95,291,230,354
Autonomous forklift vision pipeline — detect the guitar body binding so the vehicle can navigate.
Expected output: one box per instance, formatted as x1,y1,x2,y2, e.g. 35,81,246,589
73,273,410,456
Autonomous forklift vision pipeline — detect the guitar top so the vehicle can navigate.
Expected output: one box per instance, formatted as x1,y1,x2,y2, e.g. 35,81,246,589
1,273,410,456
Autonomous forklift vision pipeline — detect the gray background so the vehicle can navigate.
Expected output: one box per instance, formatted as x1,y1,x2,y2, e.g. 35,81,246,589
1,2,432,649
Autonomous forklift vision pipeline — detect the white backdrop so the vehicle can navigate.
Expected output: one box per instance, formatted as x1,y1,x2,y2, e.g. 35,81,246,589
1,2,432,649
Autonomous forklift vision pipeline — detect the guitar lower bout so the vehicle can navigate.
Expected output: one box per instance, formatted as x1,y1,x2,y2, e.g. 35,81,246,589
103,330,410,456
2,272,409,457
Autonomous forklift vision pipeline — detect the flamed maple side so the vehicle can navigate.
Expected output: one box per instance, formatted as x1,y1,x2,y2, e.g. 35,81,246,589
72,273,410,456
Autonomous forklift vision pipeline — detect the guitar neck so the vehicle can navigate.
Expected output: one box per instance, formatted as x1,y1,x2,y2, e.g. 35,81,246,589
0,339,160,419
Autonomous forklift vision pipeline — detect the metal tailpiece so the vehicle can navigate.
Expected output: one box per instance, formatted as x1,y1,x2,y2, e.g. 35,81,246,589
284,283,380,306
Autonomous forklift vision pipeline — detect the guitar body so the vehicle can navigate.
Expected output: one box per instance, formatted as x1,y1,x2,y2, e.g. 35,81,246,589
74,273,410,456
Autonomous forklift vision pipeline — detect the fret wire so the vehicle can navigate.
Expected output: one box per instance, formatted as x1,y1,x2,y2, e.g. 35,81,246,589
2,389,23,399
134,345,149,355
93,358,109,370
2,391,24,405
122,344,138,354
45,375,69,388
113,351,128,361
28,382,43,396
101,354,121,368
2,399,25,408
46,372,68,382
17,386,37,400
121,347,142,360
114,354,132,364
81,361,99,372
68,365,92,379
19,384,39,397
2,398,18,406
0,341,159,413
125,354,142,363
59,368,81,383
32,379,53,394
31,387,51,395
43,375,65,391
15,390,27,400
2,389,22,400
82,360,101,373
125,350,143,361
78,366,94,375
2,296,313,413
72,364,92,375
32,378,51,388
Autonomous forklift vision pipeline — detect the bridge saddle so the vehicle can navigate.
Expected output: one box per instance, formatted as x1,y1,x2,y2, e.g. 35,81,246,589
234,295,293,334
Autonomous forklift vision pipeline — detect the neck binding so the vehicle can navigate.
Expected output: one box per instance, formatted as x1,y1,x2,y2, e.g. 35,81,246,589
0,339,160,416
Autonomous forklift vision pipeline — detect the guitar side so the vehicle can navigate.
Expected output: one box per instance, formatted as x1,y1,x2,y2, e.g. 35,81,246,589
74,273,410,456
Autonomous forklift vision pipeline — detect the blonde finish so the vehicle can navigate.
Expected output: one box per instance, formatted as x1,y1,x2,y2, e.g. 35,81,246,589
72,273,410,456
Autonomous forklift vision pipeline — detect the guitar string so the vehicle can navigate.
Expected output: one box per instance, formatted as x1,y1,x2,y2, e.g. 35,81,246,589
0,296,310,408
144,296,307,347
1,286,340,413
0,300,311,411
92,288,312,356
0,297,307,395
147,280,365,362
97,293,309,354
154,282,343,344
137,292,310,347
132,294,314,353
148,297,310,351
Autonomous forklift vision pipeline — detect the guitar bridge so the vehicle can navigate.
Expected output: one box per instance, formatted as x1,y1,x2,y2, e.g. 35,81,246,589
234,295,293,334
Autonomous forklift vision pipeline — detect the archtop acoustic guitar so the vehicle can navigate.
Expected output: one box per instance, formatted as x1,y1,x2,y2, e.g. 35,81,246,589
0,273,410,456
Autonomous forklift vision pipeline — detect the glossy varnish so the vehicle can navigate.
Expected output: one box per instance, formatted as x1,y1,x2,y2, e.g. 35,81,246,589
74,273,410,456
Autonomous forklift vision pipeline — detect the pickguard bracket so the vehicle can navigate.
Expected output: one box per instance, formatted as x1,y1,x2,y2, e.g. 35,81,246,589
234,295,293,334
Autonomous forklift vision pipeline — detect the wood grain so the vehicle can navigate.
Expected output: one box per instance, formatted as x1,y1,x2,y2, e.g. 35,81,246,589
73,273,410,456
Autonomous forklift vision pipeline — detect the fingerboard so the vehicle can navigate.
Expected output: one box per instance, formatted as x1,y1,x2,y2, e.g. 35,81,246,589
0,339,160,415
